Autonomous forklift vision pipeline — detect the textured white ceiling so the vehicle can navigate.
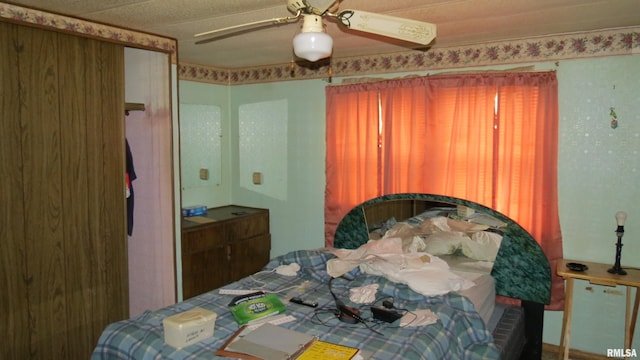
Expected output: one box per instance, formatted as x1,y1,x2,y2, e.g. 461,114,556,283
9,0,640,68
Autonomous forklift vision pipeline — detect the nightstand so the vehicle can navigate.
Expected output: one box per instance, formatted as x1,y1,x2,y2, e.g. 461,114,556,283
557,259,640,360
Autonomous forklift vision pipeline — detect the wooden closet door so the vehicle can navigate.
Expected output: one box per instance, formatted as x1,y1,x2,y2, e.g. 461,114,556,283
0,22,127,360
58,32,128,358
0,21,30,359
19,23,68,360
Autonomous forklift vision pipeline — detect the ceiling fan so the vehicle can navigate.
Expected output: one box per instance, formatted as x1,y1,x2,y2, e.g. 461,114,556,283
194,0,437,62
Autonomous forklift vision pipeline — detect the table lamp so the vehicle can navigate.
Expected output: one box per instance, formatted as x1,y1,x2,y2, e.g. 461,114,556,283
608,211,628,275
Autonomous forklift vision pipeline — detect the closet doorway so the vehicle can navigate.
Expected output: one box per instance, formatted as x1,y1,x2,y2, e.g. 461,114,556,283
124,47,176,316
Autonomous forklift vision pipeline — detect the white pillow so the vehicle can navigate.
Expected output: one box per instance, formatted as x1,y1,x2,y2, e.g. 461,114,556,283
384,222,420,238
460,231,503,261
401,235,427,253
424,231,467,255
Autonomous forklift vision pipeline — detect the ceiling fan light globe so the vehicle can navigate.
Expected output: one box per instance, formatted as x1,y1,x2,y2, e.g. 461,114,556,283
293,31,333,62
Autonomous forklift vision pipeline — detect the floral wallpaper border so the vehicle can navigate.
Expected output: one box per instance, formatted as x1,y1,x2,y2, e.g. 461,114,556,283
0,2,177,62
2,3,637,86
181,26,640,85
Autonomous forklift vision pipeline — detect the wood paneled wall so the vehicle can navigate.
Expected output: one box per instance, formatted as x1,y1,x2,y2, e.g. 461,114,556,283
0,21,128,359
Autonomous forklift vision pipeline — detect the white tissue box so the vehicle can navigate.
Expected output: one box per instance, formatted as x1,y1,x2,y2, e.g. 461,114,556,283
163,307,217,348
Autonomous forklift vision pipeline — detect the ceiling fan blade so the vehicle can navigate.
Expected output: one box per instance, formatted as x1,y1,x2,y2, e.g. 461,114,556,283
337,10,436,45
194,15,299,39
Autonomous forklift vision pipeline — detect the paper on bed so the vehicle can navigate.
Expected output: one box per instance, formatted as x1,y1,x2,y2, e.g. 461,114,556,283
327,237,423,277
327,237,406,277
327,237,474,296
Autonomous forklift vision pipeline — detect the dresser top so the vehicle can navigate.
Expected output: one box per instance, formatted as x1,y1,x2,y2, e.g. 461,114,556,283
181,205,268,230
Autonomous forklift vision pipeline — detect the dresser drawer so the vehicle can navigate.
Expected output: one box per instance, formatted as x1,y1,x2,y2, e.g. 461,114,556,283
182,225,226,253
226,212,269,241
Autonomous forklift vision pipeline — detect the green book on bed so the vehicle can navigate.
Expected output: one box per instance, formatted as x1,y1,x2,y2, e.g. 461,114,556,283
228,291,286,325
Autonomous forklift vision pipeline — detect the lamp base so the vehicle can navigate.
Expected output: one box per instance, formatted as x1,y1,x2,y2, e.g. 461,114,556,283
607,267,627,275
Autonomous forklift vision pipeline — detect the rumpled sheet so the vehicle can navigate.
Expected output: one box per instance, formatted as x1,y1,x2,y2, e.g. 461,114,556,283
327,237,474,296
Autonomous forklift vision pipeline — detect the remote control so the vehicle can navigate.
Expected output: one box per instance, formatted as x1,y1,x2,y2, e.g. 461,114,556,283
289,297,318,308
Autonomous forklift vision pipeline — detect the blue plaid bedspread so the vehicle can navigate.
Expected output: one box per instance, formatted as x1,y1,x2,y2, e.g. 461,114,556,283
92,249,499,359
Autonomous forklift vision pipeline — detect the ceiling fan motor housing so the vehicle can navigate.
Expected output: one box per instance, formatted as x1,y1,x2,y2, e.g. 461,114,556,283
287,0,337,15
300,14,325,33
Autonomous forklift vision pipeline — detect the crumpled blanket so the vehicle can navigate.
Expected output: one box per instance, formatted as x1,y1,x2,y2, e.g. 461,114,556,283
327,237,474,296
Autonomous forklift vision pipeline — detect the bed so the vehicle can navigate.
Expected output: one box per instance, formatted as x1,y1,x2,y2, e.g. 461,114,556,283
92,193,551,360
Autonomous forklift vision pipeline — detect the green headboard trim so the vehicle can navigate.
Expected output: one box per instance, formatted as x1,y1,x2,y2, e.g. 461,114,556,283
333,193,551,305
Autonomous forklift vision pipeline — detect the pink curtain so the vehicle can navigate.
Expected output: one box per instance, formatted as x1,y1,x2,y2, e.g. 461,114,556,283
325,84,382,243
325,72,563,309
381,76,497,199
492,73,564,310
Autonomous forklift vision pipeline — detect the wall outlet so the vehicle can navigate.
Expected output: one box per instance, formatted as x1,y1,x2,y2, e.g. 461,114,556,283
199,168,209,180
252,172,262,185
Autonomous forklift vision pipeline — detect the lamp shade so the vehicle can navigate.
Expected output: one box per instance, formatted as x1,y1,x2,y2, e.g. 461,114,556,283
293,32,333,61
293,14,333,62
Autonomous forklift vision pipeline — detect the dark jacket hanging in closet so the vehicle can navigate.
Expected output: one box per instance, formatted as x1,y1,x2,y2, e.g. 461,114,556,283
126,138,137,236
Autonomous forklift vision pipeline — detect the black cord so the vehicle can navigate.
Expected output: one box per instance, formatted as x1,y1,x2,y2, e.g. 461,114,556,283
323,283,427,332
311,307,341,326
328,277,384,336
312,307,383,336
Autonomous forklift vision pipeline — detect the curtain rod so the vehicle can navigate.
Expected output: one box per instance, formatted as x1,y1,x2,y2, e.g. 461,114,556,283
337,65,558,85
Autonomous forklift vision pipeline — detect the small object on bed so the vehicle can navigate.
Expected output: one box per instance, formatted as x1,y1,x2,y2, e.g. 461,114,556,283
219,288,261,295
228,291,287,325
566,262,588,272
370,306,403,323
163,307,217,348
289,296,318,308
219,323,316,360
297,340,361,360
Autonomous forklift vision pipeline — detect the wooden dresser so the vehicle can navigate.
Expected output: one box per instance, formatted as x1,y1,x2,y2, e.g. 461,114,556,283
181,205,271,299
